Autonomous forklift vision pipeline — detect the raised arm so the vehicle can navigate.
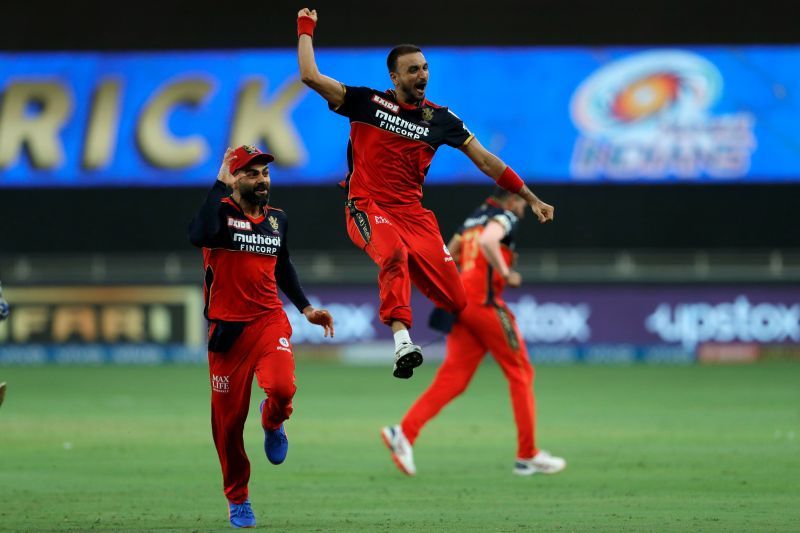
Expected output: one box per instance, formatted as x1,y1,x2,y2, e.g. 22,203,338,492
188,148,236,247
297,8,345,108
460,138,555,224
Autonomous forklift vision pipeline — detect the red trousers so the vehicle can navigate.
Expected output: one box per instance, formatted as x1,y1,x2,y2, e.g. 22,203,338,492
207,311,296,503
401,301,538,459
345,198,466,328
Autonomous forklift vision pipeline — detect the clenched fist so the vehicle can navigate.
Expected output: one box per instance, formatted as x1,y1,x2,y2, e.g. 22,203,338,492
298,8,318,22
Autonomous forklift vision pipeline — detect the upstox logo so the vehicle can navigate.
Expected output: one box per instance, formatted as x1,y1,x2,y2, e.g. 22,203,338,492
645,295,800,350
508,296,591,343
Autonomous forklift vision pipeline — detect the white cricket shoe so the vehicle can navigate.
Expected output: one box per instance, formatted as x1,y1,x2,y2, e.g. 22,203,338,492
381,425,416,476
513,450,566,476
392,343,423,379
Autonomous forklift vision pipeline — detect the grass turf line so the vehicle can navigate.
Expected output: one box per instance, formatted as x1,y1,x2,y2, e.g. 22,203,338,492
0,361,798,531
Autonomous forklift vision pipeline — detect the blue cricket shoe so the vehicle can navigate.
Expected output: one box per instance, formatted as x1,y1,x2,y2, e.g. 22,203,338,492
259,399,288,465
228,499,256,528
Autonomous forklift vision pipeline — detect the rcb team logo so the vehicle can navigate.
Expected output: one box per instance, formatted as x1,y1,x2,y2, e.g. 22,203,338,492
242,145,259,154
268,216,279,231
421,107,434,122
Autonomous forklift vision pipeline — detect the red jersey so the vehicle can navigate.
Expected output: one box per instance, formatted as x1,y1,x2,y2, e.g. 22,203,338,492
331,86,474,208
456,198,520,306
188,181,310,323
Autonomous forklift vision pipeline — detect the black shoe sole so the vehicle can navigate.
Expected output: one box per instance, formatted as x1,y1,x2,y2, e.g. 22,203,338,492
393,349,423,379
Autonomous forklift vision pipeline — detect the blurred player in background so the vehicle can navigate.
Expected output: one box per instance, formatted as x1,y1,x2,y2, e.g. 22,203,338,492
296,8,555,379
189,146,334,528
382,189,566,476
0,281,8,322
0,281,8,407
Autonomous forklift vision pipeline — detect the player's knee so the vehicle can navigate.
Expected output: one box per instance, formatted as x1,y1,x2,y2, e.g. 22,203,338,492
442,287,467,314
270,383,297,405
380,246,408,270
510,364,534,385
440,374,470,397
451,380,470,397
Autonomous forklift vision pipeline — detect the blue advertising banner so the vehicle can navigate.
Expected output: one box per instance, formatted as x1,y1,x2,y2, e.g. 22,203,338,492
1,46,798,187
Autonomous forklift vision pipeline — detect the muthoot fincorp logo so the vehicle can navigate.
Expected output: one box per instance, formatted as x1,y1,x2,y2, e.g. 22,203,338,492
570,49,756,181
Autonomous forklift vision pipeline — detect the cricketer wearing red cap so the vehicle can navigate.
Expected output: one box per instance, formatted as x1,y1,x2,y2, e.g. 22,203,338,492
297,8,555,380
189,145,334,528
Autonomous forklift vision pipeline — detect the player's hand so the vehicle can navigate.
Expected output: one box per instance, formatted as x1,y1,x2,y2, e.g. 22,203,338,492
298,8,317,23
504,270,522,288
303,306,334,338
529,198,554,223
217,147,237,188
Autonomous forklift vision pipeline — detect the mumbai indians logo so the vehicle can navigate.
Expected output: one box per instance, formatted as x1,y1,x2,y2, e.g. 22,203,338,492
570,50,755,180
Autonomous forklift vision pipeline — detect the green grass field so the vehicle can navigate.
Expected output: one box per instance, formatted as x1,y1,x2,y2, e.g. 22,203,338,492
1,360,798,532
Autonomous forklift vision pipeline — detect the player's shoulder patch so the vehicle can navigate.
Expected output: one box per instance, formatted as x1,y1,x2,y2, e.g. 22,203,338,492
490,209,517,235
502,209,519,224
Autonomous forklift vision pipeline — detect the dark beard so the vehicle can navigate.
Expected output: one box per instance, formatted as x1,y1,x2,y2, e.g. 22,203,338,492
402,86,423,105
241,188,269,207
402,81,425,105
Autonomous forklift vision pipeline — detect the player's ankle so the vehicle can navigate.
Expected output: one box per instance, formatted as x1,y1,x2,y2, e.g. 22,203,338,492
393,328,413,350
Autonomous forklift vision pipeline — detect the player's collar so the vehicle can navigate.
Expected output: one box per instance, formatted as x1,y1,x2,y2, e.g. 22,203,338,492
486,197,502,208
224,196,267,222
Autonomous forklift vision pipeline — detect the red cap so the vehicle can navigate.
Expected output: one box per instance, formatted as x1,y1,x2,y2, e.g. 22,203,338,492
229,145,275,174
